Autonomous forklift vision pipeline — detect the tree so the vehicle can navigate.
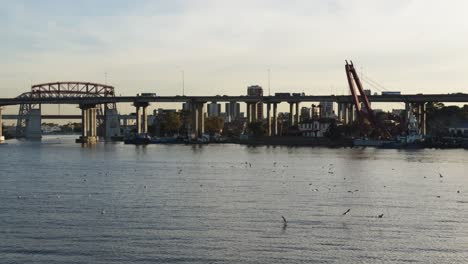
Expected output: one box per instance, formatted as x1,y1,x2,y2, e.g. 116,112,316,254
161,112,182,136
246,121,266,137
205,116,224,136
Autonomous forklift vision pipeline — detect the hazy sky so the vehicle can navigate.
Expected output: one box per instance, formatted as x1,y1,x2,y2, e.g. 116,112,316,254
1,0,468,104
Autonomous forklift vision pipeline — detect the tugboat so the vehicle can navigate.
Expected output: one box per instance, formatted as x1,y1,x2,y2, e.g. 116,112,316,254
380,110,425,149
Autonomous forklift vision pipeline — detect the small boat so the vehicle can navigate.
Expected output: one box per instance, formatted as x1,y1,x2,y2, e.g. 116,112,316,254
124,133,151,145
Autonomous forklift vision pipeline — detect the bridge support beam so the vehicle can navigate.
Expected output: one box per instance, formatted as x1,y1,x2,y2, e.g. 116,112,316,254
77,105,97,144
272,103,278,136
0,107,4,143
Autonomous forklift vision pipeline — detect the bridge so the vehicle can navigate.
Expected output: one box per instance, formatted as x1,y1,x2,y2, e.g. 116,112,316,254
1,80,468,143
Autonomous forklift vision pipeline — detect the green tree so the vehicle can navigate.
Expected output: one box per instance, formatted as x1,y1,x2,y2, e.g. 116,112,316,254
246,121,266,137
161,112,182,135
205,116,224,136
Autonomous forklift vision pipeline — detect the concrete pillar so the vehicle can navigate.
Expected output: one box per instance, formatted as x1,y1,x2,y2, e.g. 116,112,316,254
191,103,198,137
337,103,342,122
295,102,300,125
342,103,348,124
266,103,271,136
251,102,257,122
77,105,97,144
246,103,251,123
136,106,141,134
198,103,204,136
105,109,121,138
82,108,88,137
25,109,42,139
142,106,148,134
0,107,4,142
420,103,426,135
348,104,354,123
273,103,278,136
289,102,294,126
88,108,96,137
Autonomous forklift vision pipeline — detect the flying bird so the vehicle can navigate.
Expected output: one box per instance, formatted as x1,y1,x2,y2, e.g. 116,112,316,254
281,216,287,227
342,209,351,215
439,173,443,178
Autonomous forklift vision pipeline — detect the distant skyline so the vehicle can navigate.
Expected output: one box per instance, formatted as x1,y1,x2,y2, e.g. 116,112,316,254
2,0,468,115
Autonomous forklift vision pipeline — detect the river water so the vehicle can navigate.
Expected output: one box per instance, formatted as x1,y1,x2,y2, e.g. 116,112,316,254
1,135,468,263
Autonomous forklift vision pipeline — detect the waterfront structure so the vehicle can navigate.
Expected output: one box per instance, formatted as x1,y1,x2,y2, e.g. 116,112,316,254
3,80,468,142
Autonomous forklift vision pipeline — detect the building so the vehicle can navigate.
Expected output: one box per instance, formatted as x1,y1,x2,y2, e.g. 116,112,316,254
319,101,334,118
207,102,221,117
225,102,241,122
300,107,311,122
247,85,263,120
449,122,468,137
299,118,334,137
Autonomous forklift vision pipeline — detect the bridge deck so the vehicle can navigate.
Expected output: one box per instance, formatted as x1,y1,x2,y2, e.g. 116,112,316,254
1,94,468,106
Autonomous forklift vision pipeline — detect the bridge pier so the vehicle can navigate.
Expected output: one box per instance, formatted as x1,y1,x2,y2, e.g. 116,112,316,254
190,102,205,138
272,103,278,136
416,102,426,135
105,109,121,138
295,102,300,125
77,105,98,144
25,108,42,140
266,103,271,136
251,102,257,122
246,103,251,123
337,103,342,122
0,107,4,143
134,102,149,134
198,103,205,136
289,102,294,126
348,104,355,124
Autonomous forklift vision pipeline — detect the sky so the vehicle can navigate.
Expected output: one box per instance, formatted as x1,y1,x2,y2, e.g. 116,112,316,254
1,0,468,115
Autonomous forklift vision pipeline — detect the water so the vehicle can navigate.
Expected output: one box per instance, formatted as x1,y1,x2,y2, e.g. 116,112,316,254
1,136,468,263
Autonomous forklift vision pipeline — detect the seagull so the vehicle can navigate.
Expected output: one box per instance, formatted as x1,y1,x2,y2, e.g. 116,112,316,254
101,209,106,215
281,216,287,227
378,214,384,218
457,190,460,193
439,173,443,178
342,209,351,215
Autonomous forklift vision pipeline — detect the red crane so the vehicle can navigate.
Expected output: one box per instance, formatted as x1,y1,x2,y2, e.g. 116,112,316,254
345,60,391,138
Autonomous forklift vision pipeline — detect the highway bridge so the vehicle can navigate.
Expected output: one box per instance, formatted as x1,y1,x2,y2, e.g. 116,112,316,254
2,93,468,106
1,80,467,143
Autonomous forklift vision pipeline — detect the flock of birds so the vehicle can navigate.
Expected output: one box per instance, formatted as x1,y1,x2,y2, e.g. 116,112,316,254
13,160,460,231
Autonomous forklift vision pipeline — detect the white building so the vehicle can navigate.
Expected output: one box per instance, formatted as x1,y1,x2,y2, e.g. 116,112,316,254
319,101,335,118
298,119,333,137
